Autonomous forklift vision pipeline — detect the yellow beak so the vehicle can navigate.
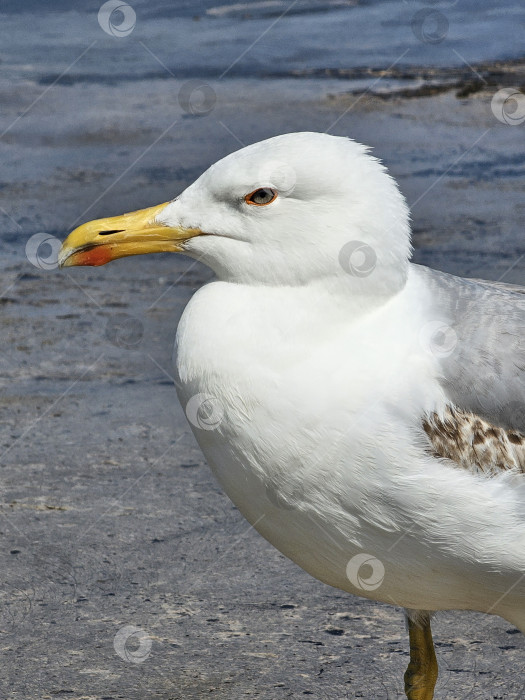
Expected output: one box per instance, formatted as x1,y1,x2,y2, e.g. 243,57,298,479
58,201,203,268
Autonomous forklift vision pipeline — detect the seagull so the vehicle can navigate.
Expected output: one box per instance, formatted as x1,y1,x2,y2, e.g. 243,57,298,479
59,132,525,699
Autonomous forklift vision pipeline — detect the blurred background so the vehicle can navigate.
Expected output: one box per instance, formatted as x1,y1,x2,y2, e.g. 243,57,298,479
1,2,524,698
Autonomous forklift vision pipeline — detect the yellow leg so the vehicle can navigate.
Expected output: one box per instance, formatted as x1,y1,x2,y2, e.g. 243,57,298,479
404,611,438,700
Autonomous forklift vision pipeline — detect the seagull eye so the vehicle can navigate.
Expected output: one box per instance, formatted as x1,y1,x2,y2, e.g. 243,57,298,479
244,187,278,206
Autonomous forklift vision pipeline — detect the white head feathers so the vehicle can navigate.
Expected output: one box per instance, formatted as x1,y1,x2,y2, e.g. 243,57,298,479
158,132,412,294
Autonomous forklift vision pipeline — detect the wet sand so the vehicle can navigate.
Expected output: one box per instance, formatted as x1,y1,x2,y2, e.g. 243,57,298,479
1,74,525,699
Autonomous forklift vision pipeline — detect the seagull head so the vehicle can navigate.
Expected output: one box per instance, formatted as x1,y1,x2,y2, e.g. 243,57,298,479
60,132,411,294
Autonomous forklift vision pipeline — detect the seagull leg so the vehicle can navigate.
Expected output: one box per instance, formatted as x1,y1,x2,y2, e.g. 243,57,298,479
404,610,438,700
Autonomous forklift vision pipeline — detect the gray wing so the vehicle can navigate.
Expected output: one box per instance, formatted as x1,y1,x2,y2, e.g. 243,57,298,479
414,265,525,433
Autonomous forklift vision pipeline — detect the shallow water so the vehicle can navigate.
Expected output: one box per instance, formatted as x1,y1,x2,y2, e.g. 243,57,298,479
1,1,525,269
2,0,525,83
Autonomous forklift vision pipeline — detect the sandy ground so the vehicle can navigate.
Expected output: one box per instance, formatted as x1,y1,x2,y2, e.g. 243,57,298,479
1,81,524,699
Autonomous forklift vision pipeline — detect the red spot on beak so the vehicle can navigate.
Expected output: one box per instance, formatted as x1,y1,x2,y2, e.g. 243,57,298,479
68,246,114,267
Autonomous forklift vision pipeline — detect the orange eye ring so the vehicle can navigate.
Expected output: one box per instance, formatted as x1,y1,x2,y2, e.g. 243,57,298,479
244,187,278,206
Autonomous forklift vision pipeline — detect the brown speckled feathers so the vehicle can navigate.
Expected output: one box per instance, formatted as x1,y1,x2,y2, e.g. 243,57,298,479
423,406,525,475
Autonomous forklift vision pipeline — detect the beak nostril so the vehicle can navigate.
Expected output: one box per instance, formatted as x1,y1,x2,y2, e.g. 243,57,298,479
98,229,124,236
